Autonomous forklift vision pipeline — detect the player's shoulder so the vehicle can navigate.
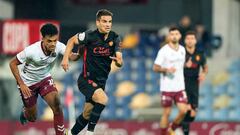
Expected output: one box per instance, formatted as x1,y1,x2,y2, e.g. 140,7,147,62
160,44,169,51
80,29,94,36
85,29,94,34
109,30,119,39
179,44,185,50
21,41,41,56
180,46,186,53
56,41,65,46
195,49,204,54
25,41,41,51
78,30,93,38
55,41,65,49
194,49,205,58
54,41,66,53
156,44,168,55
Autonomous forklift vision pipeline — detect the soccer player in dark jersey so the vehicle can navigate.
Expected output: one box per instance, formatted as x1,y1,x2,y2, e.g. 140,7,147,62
181,31,208,135
61,9,123,135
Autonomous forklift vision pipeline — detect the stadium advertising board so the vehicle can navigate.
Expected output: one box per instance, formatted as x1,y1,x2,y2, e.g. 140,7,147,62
0,20,59,55
1,121,240,135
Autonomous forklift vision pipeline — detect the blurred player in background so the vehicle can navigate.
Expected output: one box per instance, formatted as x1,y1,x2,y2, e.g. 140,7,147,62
181,31,208,135
9,23,80,135
153,27,188,135
61,9,123,135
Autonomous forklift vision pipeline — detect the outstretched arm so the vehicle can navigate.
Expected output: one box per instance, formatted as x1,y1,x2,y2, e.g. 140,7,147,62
9,57,31,98
61,34,79,71
110,51,123,68
69,46,84,61
199,64,208,83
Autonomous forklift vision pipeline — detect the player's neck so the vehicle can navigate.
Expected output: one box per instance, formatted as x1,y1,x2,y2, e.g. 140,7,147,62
169,42,179,51
97,29,109,40
41,42,51,56
186,46,195,54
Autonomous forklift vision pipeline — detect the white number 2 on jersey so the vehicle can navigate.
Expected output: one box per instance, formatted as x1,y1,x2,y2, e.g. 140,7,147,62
48,79,54,86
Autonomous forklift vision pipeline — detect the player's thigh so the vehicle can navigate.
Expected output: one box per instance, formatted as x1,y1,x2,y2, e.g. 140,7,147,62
176,102,188,114
78,77,96,101
92,88,108,104
78,77,108,104
43,91,61,112
39,77,61,110
162,106,172,117
19,86,38,108
161,92,174,108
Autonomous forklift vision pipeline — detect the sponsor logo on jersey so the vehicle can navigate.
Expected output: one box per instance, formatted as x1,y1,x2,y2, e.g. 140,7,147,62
78,32,85,41
93,47,111,56
108,41,113,46
196,55,200,61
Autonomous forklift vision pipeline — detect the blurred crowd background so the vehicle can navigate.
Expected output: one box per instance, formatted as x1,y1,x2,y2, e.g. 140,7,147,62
0,0,240,132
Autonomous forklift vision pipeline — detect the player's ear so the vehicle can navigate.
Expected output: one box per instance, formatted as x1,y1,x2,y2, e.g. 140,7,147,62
179,33,182,40
41,36,45,41
96,20,100,27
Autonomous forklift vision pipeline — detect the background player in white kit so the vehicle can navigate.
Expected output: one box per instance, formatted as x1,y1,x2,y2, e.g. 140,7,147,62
9,23,80,135
153,27,188,135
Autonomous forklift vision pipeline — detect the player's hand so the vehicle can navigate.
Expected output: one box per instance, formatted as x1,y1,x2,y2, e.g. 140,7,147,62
110,56,122,67
185,57,193,68
166,67,176,73
198,72,206,84
61,58,69,72
19,84,31,99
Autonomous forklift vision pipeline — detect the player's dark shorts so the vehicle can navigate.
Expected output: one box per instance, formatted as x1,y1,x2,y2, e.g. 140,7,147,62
161,90,188,107
185,76,199,109
19,76,57,108
77,76,105,103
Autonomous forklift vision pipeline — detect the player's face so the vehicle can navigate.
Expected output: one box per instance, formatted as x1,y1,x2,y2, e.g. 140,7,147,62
96,15,112,34
185,35,197,48
169,30,181,44
42,35,58,52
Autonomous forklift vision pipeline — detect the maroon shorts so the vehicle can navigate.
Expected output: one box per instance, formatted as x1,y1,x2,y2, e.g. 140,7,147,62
161,90,188,107
19,77,57,108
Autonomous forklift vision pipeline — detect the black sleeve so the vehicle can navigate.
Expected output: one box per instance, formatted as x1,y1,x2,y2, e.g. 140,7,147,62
201,53,207,67
77,30,91,46
114,35,123,53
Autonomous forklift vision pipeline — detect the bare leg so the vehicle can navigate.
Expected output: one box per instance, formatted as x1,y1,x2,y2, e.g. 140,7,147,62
43,91,64,135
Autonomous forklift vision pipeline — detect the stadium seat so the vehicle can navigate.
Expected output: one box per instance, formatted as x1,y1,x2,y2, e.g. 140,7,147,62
228,108,240,121
213,108,229,121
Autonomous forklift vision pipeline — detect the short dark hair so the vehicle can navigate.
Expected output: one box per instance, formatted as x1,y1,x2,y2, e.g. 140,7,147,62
40,23,58,37
185,31,197,37
96,9,113,20
169,26,180,32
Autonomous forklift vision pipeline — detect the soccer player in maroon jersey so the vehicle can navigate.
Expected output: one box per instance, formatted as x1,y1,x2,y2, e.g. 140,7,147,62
9,23,80,135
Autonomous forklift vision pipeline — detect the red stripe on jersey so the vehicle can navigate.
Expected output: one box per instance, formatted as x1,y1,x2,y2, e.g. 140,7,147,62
83,48,87,78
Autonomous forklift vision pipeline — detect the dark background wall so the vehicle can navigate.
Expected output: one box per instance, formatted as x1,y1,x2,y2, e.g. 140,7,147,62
14,0,57,19
56,0,212,30
13,0,212,43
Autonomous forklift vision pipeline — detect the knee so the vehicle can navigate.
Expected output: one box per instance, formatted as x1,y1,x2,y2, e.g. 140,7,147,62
179,109,187,117
82,109,91,120
178,107,188,117
99,96,108,105
92,91,108,105
184,110,196,122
